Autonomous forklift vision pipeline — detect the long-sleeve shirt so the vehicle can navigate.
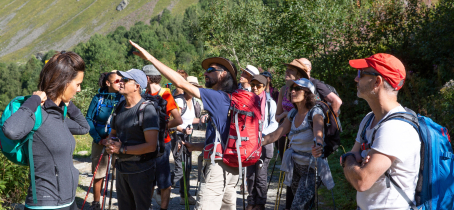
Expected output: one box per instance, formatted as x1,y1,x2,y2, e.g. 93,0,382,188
262,96,278,136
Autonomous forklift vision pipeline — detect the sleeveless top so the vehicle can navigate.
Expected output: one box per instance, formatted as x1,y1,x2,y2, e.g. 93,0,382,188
282,86,294,112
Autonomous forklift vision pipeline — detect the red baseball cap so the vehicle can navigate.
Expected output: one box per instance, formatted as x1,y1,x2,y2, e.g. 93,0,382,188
349,53,406,90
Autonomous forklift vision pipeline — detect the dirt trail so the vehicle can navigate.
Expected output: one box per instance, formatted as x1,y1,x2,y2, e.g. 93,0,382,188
72,130,332,210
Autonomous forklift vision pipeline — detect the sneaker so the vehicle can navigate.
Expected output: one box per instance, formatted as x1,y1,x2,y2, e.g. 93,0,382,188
153,189,161,206
179,195,196,205
91,201,101,210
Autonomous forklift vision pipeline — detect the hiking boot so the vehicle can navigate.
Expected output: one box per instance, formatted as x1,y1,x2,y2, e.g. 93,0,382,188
246,204,255,210
179,195,196,205
91,201,101,210
252,204,265,210
153,189,161,206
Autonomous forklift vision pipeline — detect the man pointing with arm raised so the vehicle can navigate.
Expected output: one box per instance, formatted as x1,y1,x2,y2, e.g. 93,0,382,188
130,40,240,210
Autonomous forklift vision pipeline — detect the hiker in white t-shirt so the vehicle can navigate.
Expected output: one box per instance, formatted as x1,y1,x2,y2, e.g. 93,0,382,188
321,53,420,209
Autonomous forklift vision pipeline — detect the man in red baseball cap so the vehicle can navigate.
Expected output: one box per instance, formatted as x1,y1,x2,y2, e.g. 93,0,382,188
337,53,420,209
349,53,406,91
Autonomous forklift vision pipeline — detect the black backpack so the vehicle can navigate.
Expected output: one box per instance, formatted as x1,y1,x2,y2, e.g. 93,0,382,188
290,101,341,158
173,94,202,118
113,94,168,158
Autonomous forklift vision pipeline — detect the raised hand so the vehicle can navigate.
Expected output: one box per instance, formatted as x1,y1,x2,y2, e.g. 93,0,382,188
33,91,47,105
129,40,154,61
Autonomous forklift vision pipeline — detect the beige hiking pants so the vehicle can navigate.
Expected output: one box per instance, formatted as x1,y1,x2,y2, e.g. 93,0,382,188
195,160,239,210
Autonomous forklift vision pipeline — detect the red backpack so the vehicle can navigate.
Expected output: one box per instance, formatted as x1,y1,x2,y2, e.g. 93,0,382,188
203,89,262,178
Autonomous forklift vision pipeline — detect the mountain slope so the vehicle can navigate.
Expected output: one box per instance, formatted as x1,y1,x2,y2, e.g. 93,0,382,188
0,0,198,62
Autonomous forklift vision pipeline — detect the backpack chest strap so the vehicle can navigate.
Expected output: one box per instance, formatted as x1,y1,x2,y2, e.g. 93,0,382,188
229,106,254,117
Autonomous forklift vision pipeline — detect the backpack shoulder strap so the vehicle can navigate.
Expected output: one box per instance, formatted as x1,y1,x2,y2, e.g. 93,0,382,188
111,100,126,125
193,97,202,118
159,88,170,97
360,111,419,151
289,108,298,122
138,100,155,128
385,171,418,210
267,100,271,126
174,94,187,116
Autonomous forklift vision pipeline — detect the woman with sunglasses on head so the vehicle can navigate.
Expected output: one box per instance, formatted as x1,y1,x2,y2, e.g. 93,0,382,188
85,70,123,210
274,59,311,209
2,51,90,210
262,78,334,210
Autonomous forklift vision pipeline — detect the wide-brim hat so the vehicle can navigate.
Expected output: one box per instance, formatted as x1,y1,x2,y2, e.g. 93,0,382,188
202,57,238,87
284,59,310,79
187,76,203,88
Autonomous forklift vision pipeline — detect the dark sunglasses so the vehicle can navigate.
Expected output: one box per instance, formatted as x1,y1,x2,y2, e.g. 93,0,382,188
120,77,135,83
113,79,121,84
357,70,381,78
251,83,264,88
206,67,224,73
290,85,305,92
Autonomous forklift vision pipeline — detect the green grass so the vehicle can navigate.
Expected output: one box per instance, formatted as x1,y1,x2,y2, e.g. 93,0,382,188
0,0,194,62
172,0,199,15
74,134,93,158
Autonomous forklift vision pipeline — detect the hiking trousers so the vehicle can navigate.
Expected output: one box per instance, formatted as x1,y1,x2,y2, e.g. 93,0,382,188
172,133,192,197
116,166,156,210
246,143,273,205
195,160,239,210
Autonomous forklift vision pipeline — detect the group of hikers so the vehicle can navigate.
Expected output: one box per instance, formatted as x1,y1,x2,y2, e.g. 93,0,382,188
1,39,453,210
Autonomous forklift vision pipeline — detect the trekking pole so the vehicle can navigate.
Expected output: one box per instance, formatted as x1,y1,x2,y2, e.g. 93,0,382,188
314,141,318,210
267,150,279,191
275,137,288,210
101,154,112,210
242,167,246,210
181,126,191,210
108,156,116,210
276,172,286,210
82,147,105,210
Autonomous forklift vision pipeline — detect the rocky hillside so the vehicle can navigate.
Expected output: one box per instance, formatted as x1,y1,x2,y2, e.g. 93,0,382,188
0,0,197,62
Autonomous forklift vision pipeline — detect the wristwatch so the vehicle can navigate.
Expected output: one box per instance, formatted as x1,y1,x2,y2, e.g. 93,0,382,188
341,153,356,168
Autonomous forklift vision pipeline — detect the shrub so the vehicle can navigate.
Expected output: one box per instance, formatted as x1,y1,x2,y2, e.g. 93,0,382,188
0,153,29,207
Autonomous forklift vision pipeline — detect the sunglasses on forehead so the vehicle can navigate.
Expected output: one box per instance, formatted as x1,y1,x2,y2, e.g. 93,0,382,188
206,67,224,73
357,70,381,78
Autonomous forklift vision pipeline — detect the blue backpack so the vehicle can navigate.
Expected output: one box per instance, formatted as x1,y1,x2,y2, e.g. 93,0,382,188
360,108,454,210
